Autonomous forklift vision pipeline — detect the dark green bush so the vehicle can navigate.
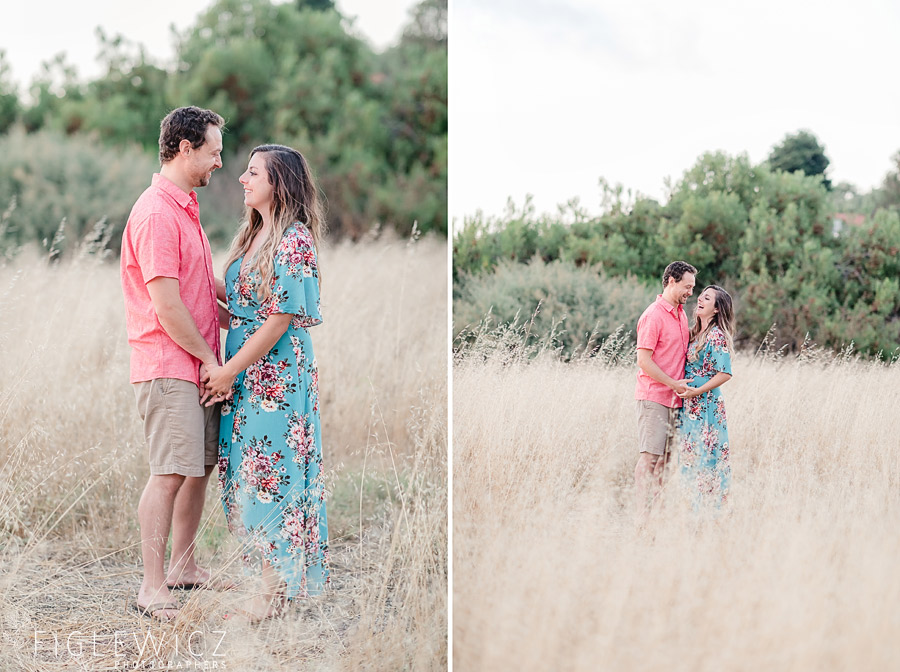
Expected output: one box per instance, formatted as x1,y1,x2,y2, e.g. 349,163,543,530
5,0,447,242
452,150,900,356
454,258,657,357
0,129,155,255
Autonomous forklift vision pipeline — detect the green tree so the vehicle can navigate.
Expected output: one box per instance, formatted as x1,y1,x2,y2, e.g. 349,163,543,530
829,209,900,353
12,0,447,241
296,0,335,9
768,129,831,190
876,150,900,212
373,7,447,235
169,0,359,146
0,50,19,134
20,54,84,132
65,29,171,150
565,196,664,279
401,0,448,47
660,191,747,282
0,129,155,252
165,0,447,237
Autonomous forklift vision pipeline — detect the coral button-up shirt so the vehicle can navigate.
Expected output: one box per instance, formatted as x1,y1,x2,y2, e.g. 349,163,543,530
634,295,690,408
120,173,221,387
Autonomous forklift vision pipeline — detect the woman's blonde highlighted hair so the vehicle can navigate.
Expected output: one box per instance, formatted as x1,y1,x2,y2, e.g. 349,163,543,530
224,144,325,299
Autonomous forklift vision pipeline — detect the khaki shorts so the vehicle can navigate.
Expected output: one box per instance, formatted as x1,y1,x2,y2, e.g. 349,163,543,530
133,378,220,477
636,400,676,456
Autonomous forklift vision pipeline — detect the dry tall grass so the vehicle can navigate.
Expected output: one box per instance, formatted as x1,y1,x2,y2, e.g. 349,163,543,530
453,335,900,671
0,232,447,671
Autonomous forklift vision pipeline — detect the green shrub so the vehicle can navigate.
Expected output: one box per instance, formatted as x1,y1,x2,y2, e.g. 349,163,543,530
8,0,447,241
825,209,900,354
454,258,657,357
452,148,900,356
452,197,589,283
0,128,155,255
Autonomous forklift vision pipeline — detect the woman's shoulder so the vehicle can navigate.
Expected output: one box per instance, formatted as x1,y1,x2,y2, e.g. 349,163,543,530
707,325,729,348
276,223,316,257
275,223,318,274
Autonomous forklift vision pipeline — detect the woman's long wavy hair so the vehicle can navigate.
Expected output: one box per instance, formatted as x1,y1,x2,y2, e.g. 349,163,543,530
223,144,325,299
689,285,735,359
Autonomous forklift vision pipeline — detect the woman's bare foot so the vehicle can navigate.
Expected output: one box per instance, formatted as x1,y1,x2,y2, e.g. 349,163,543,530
226,592,287,623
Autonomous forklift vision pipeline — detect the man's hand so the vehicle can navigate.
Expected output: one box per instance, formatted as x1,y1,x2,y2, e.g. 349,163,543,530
199,362,231,406
671,377,694,396
677,385,703,399
201,363,236,406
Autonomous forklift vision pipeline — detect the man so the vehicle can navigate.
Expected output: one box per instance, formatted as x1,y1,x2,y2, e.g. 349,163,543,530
634,260,697,512
121,106,226,620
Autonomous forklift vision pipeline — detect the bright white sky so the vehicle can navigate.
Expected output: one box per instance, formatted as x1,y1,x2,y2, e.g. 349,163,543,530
450,0,900,220
1,0,416,88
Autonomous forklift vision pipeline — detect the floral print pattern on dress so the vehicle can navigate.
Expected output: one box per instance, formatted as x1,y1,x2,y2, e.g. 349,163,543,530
676,325,732,509
218,223,329,598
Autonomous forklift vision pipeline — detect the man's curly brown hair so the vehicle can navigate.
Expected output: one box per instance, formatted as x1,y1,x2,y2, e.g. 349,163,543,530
158,106,224,164
661,260,697,289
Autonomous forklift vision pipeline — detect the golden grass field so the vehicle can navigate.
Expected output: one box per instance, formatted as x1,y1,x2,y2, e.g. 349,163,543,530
453,336,900,671
0,233,447,671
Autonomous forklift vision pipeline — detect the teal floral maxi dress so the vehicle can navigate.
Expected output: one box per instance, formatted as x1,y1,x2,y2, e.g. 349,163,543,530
218,223,329,597
676,325,732,508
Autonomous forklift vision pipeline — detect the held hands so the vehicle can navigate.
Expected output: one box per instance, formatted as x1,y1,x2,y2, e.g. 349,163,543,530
671,377,694,396
199,362,234,407
677,385,703,399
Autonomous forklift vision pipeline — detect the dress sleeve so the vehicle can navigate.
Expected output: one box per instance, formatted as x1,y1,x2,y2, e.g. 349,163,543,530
264,226,322,326
708,327,732,376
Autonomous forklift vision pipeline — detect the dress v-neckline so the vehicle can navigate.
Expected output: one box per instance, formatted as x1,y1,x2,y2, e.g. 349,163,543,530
239,224,273,276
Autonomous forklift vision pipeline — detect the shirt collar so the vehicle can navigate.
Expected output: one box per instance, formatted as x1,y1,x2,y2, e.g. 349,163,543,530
152,173,199,213
655,294,683,316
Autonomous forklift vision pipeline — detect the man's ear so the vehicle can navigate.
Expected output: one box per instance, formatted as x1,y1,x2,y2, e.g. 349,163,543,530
178,138,192,156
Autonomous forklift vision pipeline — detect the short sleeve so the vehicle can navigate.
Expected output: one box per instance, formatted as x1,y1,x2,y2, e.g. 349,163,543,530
131,213,181,283
265,225,322,326
636,309,660,352
708,327,732,376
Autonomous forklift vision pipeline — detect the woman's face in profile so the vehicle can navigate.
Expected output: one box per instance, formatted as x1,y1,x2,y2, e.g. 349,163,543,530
239,153,274,212
695,287,717,321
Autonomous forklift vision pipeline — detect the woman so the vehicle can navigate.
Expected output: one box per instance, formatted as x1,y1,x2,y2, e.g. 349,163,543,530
676,285,734,509
203,144,329,620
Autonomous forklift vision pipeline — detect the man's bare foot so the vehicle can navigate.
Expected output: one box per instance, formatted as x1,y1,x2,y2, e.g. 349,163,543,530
136,584,180,621
166,564,237,590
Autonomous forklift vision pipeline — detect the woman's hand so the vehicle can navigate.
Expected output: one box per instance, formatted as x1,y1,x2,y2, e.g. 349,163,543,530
201,363,236,406
677,385,704,399
671,377,695,396
202,313,292,407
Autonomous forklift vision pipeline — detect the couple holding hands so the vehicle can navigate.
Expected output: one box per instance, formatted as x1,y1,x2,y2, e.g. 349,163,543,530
121,106,328,622
634,261,736,513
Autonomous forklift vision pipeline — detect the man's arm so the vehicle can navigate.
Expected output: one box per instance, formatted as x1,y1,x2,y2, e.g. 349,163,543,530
636,348,692,395
147,276,219,368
